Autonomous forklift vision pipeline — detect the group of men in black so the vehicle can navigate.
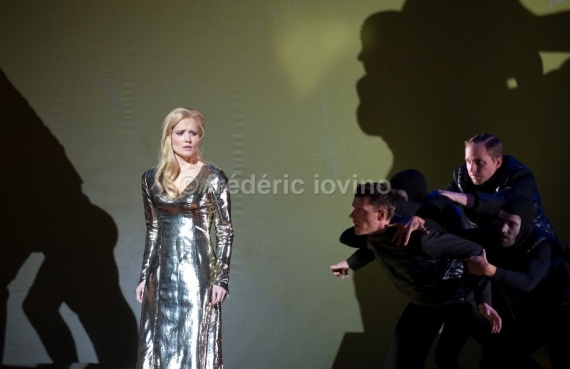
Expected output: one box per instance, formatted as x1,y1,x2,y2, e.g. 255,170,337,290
330,133,570,369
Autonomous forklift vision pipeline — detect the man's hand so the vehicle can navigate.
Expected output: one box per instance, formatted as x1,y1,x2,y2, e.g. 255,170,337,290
389,215,429,246
330,261,350,279
429,190,474,208
465,249,496,277
427,189,445,198
478,302,502,334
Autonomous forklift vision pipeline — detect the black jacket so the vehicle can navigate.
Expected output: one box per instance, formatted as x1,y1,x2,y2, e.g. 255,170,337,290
446,155,557,241
344,219,488,307
461,227,567,319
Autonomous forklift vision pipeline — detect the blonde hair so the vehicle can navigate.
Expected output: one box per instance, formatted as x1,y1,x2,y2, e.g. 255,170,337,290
154,107,205,197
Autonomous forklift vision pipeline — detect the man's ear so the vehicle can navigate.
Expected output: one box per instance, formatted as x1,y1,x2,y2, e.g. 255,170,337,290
495,155,503,169
378,208,387,220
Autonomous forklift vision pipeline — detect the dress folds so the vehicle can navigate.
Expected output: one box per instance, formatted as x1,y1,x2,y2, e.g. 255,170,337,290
136,162,233,369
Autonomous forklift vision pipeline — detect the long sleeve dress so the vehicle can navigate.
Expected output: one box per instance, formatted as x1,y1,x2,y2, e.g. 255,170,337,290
136,162,234,369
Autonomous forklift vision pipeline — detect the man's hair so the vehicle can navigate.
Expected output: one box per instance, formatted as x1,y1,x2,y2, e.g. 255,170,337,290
465,133,503,158
354,182,395,219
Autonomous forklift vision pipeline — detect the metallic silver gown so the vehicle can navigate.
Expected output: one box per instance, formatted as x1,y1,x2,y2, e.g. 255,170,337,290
136,162,234,369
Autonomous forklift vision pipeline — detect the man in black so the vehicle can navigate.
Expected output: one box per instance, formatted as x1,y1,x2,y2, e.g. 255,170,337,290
433,133,557,242
398,194,570,368
339,168,428,249
464,196,570,369
330,183,500,369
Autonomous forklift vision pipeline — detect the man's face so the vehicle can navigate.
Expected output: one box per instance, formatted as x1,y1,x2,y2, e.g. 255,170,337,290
498,210,521,247
350,197,385,235
465,142,502,185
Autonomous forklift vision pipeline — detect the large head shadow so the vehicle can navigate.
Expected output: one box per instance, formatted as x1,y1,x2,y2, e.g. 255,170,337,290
0,68,138,366
356,0,570,186
334,1,570,368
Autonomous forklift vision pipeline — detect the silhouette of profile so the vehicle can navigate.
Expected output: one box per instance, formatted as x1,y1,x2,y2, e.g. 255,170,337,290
0,68,138,366
354,0,564,183
339,2,570,367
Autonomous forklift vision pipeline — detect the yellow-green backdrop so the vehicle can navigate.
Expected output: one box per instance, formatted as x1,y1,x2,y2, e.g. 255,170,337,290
1,1,569,368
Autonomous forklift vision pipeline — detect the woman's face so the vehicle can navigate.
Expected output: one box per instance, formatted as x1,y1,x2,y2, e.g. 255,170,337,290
171,117,201,161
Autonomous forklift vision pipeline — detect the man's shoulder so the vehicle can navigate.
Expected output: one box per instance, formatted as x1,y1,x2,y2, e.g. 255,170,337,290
502,155,532,173
404,220,447,248
451,164,468,186
529,234,557,250
453,163,467,176
370,226,398,239
422,218,446,234
368,228,399,247
500,155,536,185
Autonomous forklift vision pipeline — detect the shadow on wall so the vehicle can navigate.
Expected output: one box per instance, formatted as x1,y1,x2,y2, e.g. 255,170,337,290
0,68,138,367
331,264,407,369
355,0,570,187
334,1,570,368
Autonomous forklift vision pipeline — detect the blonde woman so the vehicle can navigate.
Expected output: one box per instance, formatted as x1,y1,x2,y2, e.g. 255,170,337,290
135,107,234,369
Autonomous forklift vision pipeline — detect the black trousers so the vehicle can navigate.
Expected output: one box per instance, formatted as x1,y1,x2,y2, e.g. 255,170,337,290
384,297,489,369
479,308,570,369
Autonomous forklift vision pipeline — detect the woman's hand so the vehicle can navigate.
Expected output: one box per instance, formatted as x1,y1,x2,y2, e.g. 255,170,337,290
135,281,146,303
210,285,228,305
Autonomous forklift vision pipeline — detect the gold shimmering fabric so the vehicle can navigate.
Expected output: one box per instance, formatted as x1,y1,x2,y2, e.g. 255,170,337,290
136,162,234,369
